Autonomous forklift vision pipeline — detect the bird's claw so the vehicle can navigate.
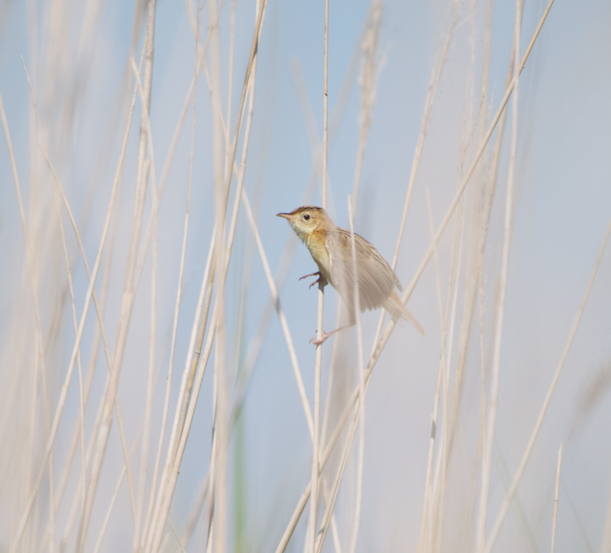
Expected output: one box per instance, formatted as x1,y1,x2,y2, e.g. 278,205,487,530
310,330,331,346
299,271,328,289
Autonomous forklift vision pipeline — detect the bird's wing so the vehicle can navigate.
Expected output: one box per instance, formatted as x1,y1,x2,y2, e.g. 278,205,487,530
325,228,400,312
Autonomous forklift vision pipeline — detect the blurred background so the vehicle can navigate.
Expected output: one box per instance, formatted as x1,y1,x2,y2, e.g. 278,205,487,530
1,0,610,552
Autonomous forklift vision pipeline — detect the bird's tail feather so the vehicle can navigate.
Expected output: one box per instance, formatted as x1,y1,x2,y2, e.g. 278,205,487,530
383,290,425,336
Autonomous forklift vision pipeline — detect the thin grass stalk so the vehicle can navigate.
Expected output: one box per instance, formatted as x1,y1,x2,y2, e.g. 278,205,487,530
209,0,229,548
472,30,515,552
321,479,344,553
287,35,370,538
146,5,269,547
126,35,164,551
476,1,522,549
319,306,344,445
434,4,485,519
276,315,400,553
199,8,265,547
291,60,323,160
290,47,353,462
136,150,160,549
221,0,268,201
143,236,216,552
206,377,220,553
400,0,555,310
145,226,214,546
347,197,366,553
550,444,563,553
47,196,123,553
8,41,141,553
315,411,360,553
234,45,361,420
139,20,200,552
61,208,148,552
351,0,380,210
430,180,468,553
135,40,208,277
205,46,264,550
390,1,459,271
484,194,611,553
147,247,217,553
225,0,236,176
42,145,140,526
241,190,314,435
94,418,151,553
0,94,28,239
186,179,324,551
1,80,52,551
179,474,210,550
75,3,157,549
310,0,330,548
314,15,381,527
92,466,127,553
0,93,52,547
418,187,451,553
50,177,88,553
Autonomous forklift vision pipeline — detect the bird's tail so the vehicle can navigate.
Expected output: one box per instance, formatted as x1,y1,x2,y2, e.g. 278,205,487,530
382,290,425,336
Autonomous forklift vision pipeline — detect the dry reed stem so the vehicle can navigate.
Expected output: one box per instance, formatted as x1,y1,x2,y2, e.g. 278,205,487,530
422,2,484,545
91,465,126,553
75,2,157,549
145,4,268,548
42,143,139,527
138,147,160,552
146,239,216,552
418,186,451,553
390,0,459,271
209,0,242,544
476,0,522,549
135,32,209,287
48,168,88,552
180,473,210,550
484,181,611,553
472,30,516,553
0,92,51,546
1,78,53,552
127,51,165,548
321,479,344,553
400,0,555,309
139,14,201,551
351,1,381,210
550,444,563,553
43,200,121,553
347,197,366,553
315,410,360,553
8,35,142,552
234,42,361,425
241,190,314,435
310,0,330,548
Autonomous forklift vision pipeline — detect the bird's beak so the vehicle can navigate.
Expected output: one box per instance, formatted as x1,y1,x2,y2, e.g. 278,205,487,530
276,213,290,220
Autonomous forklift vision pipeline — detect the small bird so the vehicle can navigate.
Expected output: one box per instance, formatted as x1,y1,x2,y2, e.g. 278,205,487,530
277,206,424,345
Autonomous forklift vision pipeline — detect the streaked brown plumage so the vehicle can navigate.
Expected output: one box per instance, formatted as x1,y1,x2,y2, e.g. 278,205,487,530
277,206,424,344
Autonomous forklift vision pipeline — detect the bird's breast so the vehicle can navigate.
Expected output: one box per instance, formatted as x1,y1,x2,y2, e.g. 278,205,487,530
305,232,333,283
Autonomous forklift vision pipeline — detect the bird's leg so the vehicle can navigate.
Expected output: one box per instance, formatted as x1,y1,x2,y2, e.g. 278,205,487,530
309,322,355,346
299,271,328,289
310,307,356,346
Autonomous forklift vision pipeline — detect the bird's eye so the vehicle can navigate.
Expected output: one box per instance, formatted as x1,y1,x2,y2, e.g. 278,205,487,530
303,214,311,221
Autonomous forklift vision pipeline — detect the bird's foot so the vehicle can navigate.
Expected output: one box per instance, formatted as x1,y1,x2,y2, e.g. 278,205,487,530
309,330,332,346
299,271,328,289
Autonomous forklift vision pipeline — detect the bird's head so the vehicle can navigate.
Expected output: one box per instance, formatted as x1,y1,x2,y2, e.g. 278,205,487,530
276,206,332,241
